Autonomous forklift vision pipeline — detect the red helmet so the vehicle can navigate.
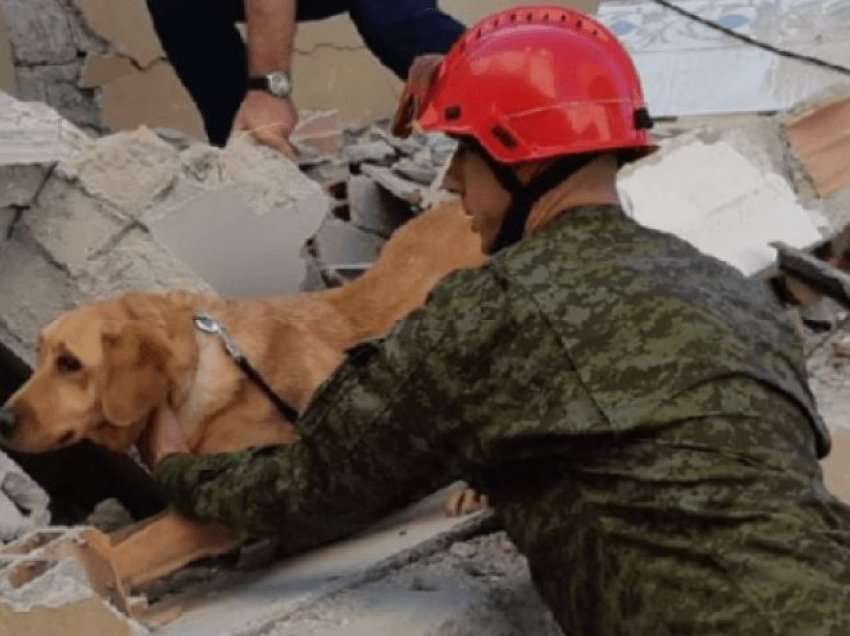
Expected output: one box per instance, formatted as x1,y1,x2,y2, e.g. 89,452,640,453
393,5,654,163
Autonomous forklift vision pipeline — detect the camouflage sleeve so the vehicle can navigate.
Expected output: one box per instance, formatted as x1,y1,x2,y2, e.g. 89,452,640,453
154,265,508,546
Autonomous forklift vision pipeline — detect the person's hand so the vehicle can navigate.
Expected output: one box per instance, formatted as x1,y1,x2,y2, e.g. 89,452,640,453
137,405,190,470
232,90,298,159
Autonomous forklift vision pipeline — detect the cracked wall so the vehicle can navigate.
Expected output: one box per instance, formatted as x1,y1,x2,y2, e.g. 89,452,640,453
0,0,598,141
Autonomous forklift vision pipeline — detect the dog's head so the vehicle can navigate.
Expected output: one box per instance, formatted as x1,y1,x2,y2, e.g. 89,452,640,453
1,300,174,454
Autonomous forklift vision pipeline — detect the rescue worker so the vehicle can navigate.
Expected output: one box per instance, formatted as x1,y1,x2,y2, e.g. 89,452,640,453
145,7,850,633
145,0,464,150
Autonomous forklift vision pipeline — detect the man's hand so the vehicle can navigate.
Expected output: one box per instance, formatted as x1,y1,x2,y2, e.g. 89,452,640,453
137,406,190,470
232,90,298,158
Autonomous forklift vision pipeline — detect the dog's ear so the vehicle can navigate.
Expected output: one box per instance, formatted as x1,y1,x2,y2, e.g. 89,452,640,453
99,321,171,428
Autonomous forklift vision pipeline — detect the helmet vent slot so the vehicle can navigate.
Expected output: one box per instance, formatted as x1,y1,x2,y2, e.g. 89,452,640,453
492,125,518,149
445,105,463,121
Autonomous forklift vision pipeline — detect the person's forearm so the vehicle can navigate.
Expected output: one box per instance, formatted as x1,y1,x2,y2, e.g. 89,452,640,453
245,0,297,75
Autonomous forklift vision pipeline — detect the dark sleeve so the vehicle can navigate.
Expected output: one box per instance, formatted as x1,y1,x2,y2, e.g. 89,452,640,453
348,1,466,79
154,265,506,545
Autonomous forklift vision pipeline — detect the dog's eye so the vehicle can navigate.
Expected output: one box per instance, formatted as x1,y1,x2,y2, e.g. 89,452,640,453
56,354,82,374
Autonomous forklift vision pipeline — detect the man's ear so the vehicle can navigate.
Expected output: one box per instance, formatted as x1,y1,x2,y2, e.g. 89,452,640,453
100,321,171,428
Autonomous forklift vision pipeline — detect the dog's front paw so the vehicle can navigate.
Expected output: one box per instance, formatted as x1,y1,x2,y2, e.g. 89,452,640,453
444,486,489,517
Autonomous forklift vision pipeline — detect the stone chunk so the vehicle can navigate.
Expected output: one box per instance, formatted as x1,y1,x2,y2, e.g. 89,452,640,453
348,175,412,238
0,0,77,66
0,450,50,543
343,140,396,165
361,164,423,207
313,213,385,270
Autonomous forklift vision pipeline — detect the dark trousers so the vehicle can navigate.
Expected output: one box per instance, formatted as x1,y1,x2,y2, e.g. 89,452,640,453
146,0,465,145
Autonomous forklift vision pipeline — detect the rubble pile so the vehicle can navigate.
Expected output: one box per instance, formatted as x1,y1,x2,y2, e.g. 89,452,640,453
292,110,459,289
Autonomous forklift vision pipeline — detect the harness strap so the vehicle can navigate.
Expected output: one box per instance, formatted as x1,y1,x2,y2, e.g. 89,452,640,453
193,313,300,425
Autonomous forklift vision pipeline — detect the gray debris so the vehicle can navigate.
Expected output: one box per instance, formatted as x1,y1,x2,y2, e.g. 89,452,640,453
0,449,50,543
393,158,438,186
348,175,412,238
343,140,397,166
361,164,424,206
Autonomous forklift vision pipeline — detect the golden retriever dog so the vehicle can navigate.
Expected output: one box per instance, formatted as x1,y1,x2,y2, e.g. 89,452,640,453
0,201,486,591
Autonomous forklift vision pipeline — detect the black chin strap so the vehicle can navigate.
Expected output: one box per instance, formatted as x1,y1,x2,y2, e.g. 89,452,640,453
475,146,599,254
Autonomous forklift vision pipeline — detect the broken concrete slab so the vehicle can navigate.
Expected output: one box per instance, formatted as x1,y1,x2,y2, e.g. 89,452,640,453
393,158,438,186
58,127,180,219
0,527,149,635
348,175,413,238
785,89,850,197
0,165,48,209
361,164,424,207
313,213,386,273
146,184,326,298
618,133,828,277
265,532,561,636
0,90,92,165
343,140,397,166
152,489,490,636
0,450,50,543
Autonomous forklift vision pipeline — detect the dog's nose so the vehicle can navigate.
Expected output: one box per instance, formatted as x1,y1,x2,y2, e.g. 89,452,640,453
0,408,17,438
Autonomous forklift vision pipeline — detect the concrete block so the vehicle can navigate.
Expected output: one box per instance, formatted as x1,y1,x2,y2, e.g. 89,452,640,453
618,134,828,277
348,175,413,238
361,164,424,207
314,213,385,271
0,528,149,635
393,158,438,186
154,488,492,636
20,175,127,278
0,231,82,365
80,227,213,300
0,90,92,165
58,127,180,219
0,0,77,66
343,140,397,166
0,165,47,208
15,63,101,132
0,450,50,543
266,532,561,636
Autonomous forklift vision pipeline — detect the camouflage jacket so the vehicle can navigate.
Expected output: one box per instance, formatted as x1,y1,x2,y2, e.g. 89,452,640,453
156,205,850,634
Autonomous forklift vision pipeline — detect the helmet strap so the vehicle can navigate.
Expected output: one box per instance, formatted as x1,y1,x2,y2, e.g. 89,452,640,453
479,150,598,253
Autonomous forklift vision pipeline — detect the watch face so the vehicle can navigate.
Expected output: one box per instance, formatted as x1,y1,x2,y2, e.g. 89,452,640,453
267,72,291,97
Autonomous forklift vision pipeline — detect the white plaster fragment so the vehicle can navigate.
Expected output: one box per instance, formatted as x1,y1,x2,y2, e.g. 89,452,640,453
619,138,828,276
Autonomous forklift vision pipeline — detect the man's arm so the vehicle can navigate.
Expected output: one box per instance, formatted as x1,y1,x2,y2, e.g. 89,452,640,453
154,266,508,547
232,0,298,155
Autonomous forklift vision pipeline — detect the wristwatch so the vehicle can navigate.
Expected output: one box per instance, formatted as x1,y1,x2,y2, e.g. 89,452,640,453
247,70,293,98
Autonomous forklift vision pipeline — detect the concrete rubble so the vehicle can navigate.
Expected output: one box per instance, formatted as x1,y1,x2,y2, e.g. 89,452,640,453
0,91,332,365
0,450,50,544
0,527,149,635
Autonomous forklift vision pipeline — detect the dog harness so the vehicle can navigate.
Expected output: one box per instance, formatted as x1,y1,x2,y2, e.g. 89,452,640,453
193,313,301,424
